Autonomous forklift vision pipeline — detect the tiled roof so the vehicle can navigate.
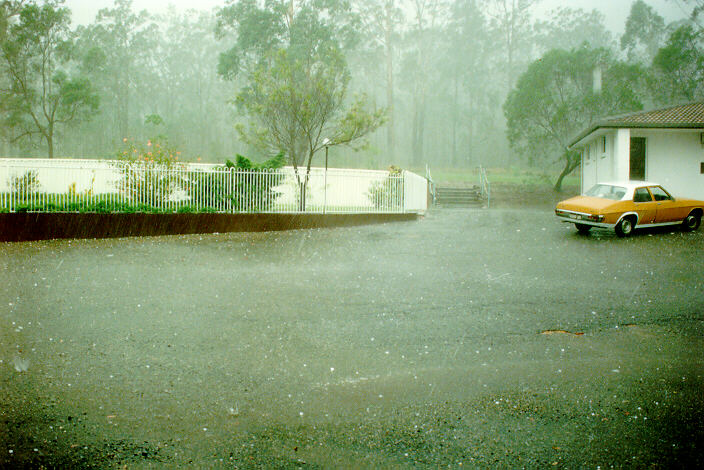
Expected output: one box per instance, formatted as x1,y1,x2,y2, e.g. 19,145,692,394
569,101,704,147
604,102,704,126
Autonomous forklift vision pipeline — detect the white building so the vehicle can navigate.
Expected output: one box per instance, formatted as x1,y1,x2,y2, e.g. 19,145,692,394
569,101,704,199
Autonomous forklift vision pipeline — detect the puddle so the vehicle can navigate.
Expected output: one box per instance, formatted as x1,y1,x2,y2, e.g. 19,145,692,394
540,330,584,336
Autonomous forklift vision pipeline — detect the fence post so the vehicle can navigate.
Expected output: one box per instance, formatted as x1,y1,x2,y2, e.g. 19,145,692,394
4,160,10,212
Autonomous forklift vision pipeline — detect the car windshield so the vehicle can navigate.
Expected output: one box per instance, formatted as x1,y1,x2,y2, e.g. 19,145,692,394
584,184,626,200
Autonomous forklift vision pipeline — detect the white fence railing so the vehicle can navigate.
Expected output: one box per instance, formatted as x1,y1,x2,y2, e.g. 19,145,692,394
0,159,428,214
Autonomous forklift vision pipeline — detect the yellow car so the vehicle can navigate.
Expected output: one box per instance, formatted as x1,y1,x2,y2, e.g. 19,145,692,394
555,182,704,237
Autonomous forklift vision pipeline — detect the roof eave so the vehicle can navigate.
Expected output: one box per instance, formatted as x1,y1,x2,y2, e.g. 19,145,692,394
568,122,704,149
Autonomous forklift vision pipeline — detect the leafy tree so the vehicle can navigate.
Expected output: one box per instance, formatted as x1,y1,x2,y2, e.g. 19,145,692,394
355,0,404,161
0,1,98,158
75,0,158,143
534,6,613,52
149,9,234,160
650,24,704,104
669,0,704,29
235,48,384,178
0,1,27,149
401,0,449,166
620,0,666,64
504,46,643,191
0,1,27,39
216,0,384,208
446,0,496,166
485,0,537,94
216,0,359,79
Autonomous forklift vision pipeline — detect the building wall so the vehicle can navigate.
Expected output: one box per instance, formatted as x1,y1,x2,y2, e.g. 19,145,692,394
579,128,704,199
581,130,619,192
634,129,704,200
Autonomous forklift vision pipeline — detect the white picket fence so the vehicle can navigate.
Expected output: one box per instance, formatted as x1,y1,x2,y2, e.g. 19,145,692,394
0,158,428,214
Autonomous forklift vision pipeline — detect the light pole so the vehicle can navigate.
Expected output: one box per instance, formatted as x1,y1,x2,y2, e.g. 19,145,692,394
322,138,330,214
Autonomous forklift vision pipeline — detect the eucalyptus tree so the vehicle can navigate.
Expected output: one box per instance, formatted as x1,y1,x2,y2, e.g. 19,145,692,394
75,0,158,144
0,0,98,158
504,46,643,191
533,6,614,52
215,0,384,200
0,0,27,151
400,0,449,167
0,1,27,39
148,8,235,159
681,0,704,27
484,0,537,94
650,24,704,104
354,0,405,162
620,0,667,64
443,0,498,166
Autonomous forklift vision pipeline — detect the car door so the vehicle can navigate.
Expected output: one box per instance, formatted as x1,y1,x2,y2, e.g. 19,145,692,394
632,187,657,224
651,186,683,223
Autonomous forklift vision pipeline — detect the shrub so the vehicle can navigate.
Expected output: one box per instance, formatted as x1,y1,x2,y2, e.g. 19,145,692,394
367,166,404,210
186,153,285,212
114,137,185,207
10,170,41,195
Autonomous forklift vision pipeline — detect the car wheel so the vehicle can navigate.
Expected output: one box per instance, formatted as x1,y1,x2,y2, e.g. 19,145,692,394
575,223,591,234
615,217,634,237
682,213,701,232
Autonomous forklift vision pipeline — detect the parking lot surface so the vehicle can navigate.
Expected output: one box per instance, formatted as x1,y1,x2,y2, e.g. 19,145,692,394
1,208,702,467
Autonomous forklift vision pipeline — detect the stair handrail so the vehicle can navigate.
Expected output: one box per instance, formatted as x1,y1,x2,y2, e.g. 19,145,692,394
479,166,491,208
425,164,437,205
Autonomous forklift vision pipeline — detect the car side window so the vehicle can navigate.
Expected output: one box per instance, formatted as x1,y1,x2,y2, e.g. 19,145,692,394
634,187,652,203
650,186,672,201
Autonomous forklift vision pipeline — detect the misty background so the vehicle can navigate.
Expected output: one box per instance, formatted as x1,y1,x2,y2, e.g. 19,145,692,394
1,0,702,186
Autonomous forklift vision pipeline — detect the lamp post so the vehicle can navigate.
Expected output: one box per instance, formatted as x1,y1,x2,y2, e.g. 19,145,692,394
322,138,330,214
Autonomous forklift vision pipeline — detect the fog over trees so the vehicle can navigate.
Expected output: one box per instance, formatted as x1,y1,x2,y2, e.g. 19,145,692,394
1,0,702,187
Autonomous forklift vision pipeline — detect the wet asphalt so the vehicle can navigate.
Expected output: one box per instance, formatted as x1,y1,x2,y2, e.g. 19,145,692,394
1,207,703,468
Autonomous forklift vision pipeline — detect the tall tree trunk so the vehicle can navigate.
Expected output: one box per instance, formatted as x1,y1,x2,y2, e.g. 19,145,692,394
554,150,579,192
118,57,130,140
412,87,426,167
384,13,395,162
451,71,458,166
46,124,54,159
467,93,474,167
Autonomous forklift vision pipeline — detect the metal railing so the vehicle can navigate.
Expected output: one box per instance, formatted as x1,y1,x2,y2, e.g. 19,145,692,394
0,159,427,214
479,165,491,208
425,164,436,205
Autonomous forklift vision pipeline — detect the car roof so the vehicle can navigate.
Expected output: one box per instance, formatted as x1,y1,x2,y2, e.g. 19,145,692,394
596,181,660,190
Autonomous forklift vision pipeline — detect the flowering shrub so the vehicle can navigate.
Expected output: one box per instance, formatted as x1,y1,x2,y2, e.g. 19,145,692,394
114,138,185,205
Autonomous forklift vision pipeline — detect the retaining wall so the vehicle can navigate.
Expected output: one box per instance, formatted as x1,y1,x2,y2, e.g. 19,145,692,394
0,212,419,242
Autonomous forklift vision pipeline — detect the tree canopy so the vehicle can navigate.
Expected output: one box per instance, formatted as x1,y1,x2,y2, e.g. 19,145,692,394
217,0,384,183
504,46,643,191
0,1,98,158
0,0,701,189
650,24,704,104
621,0,667,64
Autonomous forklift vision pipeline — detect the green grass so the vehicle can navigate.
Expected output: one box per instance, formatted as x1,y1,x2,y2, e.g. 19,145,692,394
417,167,579,188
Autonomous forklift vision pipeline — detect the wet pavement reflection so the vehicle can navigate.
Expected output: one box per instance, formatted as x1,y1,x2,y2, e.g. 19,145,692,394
1,208,703,467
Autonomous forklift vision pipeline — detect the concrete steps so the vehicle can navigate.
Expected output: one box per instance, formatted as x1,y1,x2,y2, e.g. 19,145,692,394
434,185,485,207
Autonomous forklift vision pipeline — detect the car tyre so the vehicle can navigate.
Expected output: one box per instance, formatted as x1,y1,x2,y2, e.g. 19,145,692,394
682,213,701,232
575,223,591,234
615,217,634,238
